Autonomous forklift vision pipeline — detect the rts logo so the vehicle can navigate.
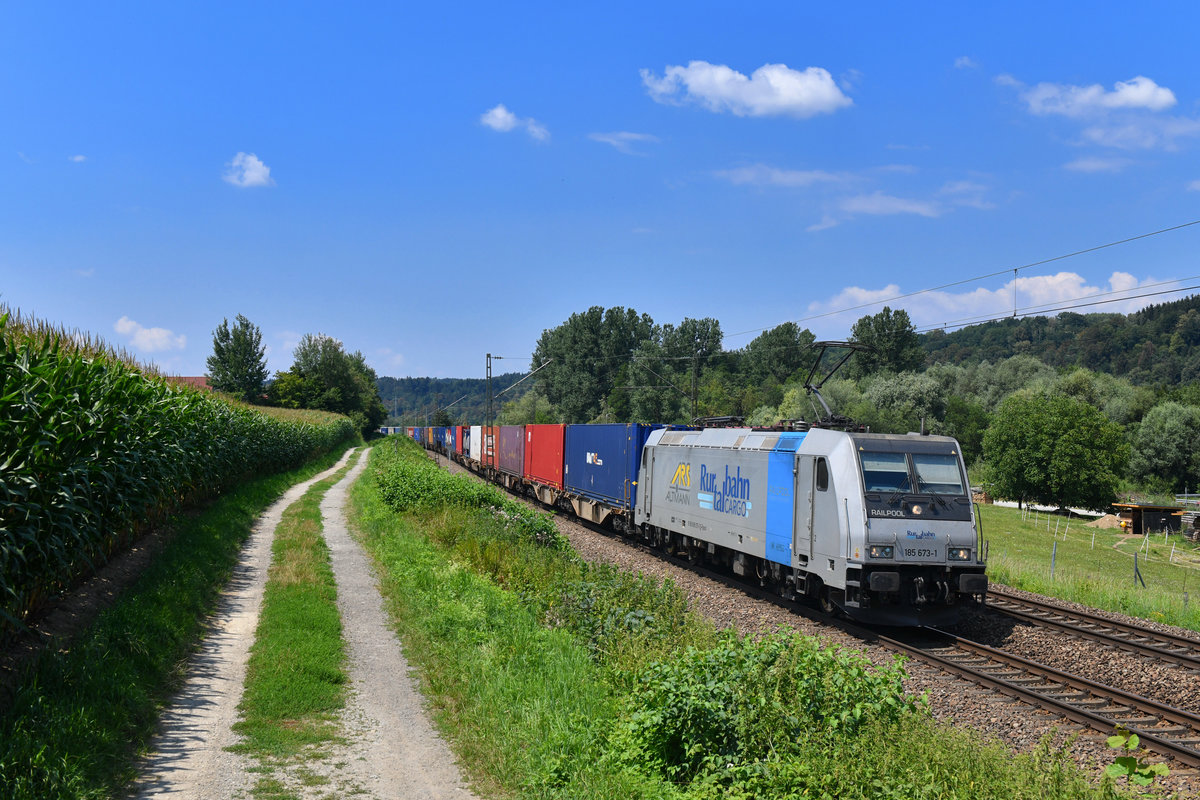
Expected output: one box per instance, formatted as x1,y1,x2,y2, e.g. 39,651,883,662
670,463,691,488
665,462,691,506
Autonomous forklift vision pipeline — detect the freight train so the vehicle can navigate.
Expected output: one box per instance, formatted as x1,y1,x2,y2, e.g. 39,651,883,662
397,420,988,626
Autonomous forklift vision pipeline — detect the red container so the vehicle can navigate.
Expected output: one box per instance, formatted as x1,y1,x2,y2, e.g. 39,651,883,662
481,426,498,467
454,425,467,455
498,425,525,476
524,424,565,489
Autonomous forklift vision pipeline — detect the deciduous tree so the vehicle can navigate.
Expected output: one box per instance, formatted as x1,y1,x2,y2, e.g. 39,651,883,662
1129,402,1200,493
849,307,923,376
982,391,1127,509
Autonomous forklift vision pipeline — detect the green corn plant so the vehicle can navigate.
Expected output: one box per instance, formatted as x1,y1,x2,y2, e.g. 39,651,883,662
0,309,357,642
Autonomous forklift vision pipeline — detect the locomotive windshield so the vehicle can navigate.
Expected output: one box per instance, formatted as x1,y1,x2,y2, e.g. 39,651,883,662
859,450,966,496
860,452,911,492
912,453,966,495
855,438,972,521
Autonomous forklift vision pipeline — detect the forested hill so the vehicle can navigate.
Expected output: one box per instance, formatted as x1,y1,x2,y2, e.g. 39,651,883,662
376,373,530,425
921,294,1200,385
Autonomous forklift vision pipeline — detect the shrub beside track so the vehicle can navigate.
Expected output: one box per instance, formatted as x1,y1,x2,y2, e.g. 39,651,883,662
0,309,357,641
356,437,1137,798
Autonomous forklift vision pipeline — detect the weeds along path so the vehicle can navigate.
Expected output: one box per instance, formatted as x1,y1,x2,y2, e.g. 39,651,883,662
130,445,357,799
132,446,477,800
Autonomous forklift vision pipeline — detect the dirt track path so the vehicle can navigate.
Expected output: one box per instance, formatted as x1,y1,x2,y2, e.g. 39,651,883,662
130,447,478,799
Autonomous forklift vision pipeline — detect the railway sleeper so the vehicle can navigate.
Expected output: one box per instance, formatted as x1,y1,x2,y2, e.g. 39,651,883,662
1104,713,1162,726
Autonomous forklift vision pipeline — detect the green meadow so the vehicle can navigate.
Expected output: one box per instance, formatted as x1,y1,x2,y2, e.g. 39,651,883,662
979,503,1200,631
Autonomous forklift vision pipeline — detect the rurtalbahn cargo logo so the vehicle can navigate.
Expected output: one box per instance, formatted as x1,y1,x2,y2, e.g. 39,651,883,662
697,464,753,517
666,462,691,505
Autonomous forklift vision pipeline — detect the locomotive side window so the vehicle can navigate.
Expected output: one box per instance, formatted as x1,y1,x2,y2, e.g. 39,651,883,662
860,452,910,492
913,453,966,495
816,457,829,491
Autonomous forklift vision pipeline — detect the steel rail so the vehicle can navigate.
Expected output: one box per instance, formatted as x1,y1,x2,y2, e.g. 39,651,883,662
987,588,1200,670
447,457,1200,767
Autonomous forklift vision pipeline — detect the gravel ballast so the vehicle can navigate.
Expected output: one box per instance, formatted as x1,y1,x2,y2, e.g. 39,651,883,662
441,457,1199,796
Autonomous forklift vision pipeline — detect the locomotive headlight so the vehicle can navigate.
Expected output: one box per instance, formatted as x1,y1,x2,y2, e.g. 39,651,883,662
910,504,924,516
868,545,894,559
948,547,971,561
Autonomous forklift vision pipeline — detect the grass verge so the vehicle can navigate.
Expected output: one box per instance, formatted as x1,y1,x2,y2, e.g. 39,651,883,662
231,449,361,789
0,443,358,800
980,503,1200,631
351,438,1136,799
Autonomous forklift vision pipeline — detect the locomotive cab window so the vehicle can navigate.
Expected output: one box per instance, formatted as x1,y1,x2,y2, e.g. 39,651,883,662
860,452,910,493
816,457,829,491
913,453,966,495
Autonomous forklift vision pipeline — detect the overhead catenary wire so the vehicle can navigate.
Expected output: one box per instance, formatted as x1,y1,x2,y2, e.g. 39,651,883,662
519,218,1200,376
725,217,1200,340
915,282,1200,334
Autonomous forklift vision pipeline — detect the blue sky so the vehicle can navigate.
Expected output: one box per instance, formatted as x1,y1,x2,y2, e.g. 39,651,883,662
4,2,1200,379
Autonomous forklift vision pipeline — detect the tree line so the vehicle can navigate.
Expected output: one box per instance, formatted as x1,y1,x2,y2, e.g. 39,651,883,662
499,302,1200,510
205,315,386,435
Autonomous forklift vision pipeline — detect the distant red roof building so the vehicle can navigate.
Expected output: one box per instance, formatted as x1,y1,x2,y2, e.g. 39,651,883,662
166,376,212,391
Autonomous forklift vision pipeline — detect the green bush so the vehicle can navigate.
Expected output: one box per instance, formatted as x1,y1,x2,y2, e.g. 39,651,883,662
613,630,917,783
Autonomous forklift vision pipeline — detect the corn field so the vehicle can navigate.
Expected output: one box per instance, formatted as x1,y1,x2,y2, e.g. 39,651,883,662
0,309,356,642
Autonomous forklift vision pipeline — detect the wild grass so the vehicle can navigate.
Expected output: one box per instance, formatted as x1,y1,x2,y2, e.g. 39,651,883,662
980,503,1200,631
353,438,1133,799
0,446,354,800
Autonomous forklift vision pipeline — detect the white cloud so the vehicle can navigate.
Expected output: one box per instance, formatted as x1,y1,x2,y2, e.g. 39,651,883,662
68,154,86,163
223,152,275,187
1064,156,1132,173
954,56,978,70
1081,116,1200,150
640,60,852,118
804,272,1181,336
376,348,406,369
806,215,840,233
1020,75,1176,117
1188,180,1200,191
481,104,519,132
480,104,549,141
938,180,995,209
74,268,95,278
277,331,301,361
589,131,660,155
114,316,186,352
839,191,941,218
1002,74,1200,151
715,163,845,187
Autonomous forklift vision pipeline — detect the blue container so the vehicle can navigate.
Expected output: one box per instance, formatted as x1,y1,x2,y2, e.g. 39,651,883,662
563,423,661,511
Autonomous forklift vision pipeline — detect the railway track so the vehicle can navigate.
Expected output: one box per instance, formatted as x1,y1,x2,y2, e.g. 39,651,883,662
620,540,1200,768
890,627,1200,768
986,587,1200,672
448,456,1200,769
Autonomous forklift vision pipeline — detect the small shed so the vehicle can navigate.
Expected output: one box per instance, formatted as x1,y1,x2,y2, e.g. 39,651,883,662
1111,502,1183,536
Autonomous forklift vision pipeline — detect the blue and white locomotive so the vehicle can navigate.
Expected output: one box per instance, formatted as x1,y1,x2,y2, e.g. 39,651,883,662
634,425,987,626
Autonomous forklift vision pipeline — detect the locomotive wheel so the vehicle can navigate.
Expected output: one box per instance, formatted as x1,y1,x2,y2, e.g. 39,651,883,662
818,587,836,615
